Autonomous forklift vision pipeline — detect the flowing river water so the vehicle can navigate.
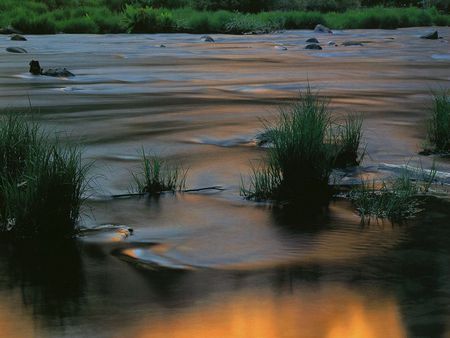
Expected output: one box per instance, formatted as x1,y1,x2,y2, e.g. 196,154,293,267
0,28,450,337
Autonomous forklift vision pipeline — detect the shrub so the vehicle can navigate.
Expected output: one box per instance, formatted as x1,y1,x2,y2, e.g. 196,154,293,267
58,15,99,33
11,13,57,34
123,6,175,33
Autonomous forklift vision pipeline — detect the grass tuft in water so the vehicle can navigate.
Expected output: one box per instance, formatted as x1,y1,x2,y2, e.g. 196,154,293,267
132,149,188,195
348,166,436,222
244,87,365,204
0,114,90,239
423,91,450,155
334,114,365,168
242,87,336,204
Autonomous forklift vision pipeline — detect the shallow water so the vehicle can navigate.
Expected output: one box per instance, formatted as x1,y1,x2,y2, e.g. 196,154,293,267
0,28,450,337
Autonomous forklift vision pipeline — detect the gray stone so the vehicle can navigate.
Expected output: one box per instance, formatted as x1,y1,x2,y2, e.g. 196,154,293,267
314,24,332,34
43,68,75,77
10,34,27,41
0,26,21,35
201,35,215,42
274,45,288,50
29,60,75,77
421,31,439,40
6,47,27,53
305,43,322,50
306,38,319,43
342,41,363,46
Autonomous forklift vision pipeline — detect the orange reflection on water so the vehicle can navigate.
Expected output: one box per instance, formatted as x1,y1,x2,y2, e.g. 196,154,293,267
128,286,407,338
0,294,35,338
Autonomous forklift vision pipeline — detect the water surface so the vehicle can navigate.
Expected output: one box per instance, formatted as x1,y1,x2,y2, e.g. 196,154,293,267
0,28,449,337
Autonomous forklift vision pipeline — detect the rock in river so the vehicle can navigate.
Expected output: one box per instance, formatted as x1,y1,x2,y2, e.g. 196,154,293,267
305,44,322,50
274,45,288,51
420,31,439,40
306,38,319,43
314,24,332,34
29,60,75,77
201,35,215,42
10,34,27,41
342,41,363,46
6,47,27,53
0,26,21,34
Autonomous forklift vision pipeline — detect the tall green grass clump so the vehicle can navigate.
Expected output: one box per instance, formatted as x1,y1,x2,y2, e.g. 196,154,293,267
132,149,187,195
0,114,89,239
244,88,365,203
334,114,364,168
424,91,450,155
242,87,336,204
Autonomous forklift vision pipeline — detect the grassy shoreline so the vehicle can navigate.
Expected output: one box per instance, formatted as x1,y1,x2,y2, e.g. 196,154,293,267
0,5,448,35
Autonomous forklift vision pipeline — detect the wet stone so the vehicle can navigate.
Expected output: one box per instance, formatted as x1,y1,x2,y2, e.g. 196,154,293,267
314,24,332,34
10,34,27,41
6,47,27,53
305,44,322,50
306,38,319,43
421,31,439,40
201,35,215,42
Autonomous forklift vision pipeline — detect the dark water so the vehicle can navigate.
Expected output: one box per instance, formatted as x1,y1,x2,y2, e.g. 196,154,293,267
0,28,450,337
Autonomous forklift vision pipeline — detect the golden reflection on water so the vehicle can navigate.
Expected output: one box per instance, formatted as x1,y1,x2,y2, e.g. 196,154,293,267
0,295,35,338
129,287,407,338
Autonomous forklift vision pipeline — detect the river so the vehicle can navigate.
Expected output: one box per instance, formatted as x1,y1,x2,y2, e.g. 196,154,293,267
0,28,449,337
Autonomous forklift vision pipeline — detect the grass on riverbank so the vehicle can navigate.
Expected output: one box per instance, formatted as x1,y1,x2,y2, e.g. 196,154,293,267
423,91,450,155
132,149,188,195
0,3,449,34
0,114,89,239
241,87,364,204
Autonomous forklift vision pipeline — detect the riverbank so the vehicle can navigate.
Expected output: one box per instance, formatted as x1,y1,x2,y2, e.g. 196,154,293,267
0,5,449,34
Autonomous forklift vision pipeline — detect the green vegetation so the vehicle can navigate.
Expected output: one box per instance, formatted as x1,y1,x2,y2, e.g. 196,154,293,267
132,149,188,195
334,114,365,168
242,87,364,204
349,176,420,222
0,114,89,239
423,91,450,155
0,0,448,34
349,164,438,222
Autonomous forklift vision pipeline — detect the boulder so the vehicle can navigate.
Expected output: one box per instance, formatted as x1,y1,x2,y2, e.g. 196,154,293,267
6,47,27,53
0,26,21,35
201,35,215,42
314,24,332,34
159,44,166,48
29,60,42,75
420,31,439,40
305,44,322,50
306,38,319,43
29,60,75,77
274,45,288,51
43,68,75,77
327,41,337,46
10,34,27,41
342,41,363,46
